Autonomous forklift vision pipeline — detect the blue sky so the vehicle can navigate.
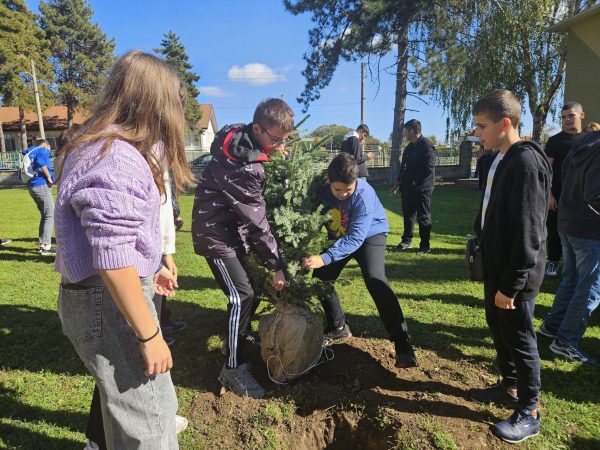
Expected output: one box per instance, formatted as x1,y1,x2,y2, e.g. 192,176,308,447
26,0,544,142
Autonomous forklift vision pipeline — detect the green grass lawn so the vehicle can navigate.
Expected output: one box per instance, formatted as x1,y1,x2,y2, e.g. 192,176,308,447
0,184,598,449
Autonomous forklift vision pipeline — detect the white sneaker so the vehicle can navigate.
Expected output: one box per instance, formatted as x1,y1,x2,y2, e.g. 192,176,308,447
175,415,188,434
83,440,99,450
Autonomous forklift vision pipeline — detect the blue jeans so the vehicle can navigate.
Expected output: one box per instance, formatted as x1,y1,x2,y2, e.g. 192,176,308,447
28,184,54,246
58,275,179,449
543,233,600,346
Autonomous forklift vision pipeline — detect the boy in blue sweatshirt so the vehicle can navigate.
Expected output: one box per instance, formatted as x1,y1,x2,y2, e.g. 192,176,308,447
303,153,417,368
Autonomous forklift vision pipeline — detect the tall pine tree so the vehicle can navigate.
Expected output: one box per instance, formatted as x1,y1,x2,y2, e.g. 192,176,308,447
0,0,54,151
154,31,202,132
39,0,115,128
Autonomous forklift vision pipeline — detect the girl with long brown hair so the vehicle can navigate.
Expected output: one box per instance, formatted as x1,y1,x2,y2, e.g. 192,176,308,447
55,50,193,449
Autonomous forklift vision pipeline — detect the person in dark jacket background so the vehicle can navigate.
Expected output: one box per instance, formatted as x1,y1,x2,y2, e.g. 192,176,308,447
543,102,587,278
468,89,550,444
340,124,373,178
390,119,436,254
192,98,293,398
540,131,600,366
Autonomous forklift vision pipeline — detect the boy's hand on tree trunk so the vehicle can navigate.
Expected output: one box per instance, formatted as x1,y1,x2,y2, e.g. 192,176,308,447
272,269,286,291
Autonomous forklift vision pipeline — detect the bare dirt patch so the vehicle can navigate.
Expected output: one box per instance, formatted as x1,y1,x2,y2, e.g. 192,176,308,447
189,337,515,449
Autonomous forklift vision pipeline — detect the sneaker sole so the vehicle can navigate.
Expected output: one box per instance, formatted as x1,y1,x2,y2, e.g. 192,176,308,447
324,332,352,345
494,429,539,444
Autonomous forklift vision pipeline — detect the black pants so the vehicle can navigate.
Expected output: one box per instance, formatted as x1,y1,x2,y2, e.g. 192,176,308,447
401,189,432,249
546,209,562,262
484,282,540,411
206,256,259,368
313,233,411,345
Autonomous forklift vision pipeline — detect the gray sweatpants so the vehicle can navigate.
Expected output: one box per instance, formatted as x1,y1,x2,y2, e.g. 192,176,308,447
58,275,179,450
28,184,54,246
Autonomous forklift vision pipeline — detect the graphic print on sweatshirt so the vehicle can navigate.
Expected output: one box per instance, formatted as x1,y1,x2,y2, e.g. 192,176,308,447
329,207,350,237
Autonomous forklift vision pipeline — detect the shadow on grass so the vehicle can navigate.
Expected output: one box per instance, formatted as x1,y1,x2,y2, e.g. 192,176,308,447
0,423,81,450
0,304,87,375
0,248,56,263
0,384,86,449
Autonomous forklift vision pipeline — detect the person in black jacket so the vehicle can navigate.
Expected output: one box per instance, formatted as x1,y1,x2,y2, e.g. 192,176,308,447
390,119,436,254
540,131,600,366
340,124,373,178
192,99,292,398
543,102,587,278
468,90,551,444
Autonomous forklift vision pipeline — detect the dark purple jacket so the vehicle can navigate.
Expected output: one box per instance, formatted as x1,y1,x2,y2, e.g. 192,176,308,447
191,123,282,271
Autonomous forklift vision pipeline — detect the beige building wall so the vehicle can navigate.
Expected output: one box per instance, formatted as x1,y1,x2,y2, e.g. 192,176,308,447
563,15,600,123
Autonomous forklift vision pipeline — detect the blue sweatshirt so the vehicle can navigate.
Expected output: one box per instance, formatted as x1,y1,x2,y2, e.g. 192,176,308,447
22,145,54,187
320,178,389,265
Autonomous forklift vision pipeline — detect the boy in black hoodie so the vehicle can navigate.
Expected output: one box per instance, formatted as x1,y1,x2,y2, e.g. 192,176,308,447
468,90,551,444
192,99,293,398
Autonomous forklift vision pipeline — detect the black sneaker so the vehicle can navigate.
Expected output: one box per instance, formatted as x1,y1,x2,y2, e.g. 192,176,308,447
220,332,261,356
468,383,518,408
538,322,556,339
395,241,412,251
164,335,175,346
161,320,187,334
395,341,418,368
550,338,598,366
324,323,352,341
40,246,56,256
417,247,431,255
493,409,540,444
0,239,12,246
218,363,265,398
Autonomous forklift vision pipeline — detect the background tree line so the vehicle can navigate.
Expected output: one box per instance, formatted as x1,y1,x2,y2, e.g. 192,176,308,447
0,0,201,152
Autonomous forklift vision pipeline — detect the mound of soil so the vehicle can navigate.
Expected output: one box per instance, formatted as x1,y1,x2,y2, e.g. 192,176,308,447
189,337,514,449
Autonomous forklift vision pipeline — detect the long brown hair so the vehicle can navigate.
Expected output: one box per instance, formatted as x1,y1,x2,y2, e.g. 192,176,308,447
60,50,194,195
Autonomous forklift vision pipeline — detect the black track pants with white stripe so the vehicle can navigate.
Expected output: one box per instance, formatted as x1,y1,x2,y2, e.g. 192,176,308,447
205,256,257,368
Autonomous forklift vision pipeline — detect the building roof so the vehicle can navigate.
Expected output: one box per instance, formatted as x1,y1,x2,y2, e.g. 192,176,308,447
0,106,88,131
548,4,600,31
198,104,218,131
1,103,217,132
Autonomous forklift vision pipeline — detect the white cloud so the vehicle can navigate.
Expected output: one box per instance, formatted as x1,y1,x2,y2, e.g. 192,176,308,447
227,63,285,85
200,86,231,97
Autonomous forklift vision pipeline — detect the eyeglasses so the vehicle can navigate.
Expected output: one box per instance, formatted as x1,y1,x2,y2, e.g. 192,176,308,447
260,124,291,147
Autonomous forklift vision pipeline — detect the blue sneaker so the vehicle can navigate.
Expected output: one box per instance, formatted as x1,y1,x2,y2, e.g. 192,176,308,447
493,409,540,444
550,338,598,366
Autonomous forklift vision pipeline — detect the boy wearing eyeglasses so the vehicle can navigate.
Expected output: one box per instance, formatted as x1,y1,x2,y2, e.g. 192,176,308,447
192,98,293,398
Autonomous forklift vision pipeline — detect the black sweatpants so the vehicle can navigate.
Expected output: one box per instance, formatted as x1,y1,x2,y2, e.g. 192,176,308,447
484,282,541,411
313,233,411,346
401,189,432,249
206,256,259,368
546,209,562,262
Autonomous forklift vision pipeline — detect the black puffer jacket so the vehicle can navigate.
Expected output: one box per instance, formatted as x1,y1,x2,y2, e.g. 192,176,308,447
191,123,282,271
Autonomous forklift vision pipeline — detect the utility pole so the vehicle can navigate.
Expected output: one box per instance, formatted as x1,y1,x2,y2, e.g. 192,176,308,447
360,62,365,124
30,59,45,139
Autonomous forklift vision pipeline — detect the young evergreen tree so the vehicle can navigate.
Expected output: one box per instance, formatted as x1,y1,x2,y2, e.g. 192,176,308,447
245,129,334,309
0,0,54,150
39,0,115,128
154,31,202,132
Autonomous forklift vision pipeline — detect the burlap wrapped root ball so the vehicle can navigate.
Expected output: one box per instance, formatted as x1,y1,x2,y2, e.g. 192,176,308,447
258,303,324,384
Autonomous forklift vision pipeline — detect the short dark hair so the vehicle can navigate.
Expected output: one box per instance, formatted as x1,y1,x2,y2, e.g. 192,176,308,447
472,89,521,127
35,138,50,147
403,119,421,134
328,153,358,184
562,102,583,112
253,98,295,132
357,124,369,136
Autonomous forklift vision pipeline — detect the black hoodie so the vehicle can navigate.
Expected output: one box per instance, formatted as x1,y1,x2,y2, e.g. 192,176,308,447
558,131,600,240
475,141,552,300
191,123,282,271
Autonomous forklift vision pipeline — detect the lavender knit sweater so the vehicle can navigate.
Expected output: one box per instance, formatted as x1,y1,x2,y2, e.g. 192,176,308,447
55,139,161,283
